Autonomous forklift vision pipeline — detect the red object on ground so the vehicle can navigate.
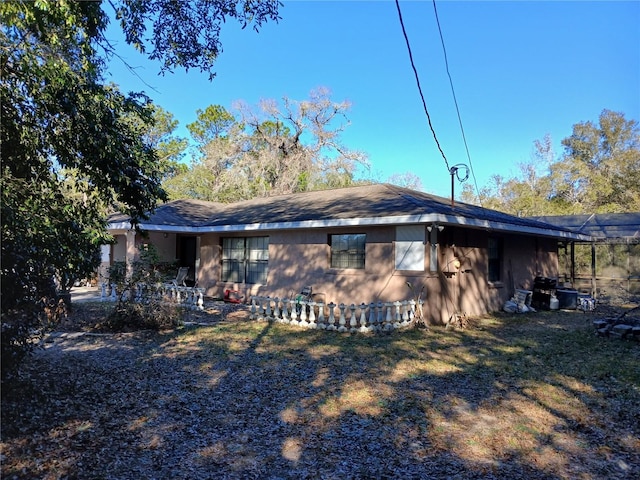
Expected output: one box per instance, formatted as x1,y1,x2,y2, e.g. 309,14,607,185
223,289,243,304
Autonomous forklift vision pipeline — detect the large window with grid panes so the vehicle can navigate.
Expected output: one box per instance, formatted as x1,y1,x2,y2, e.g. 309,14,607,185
330,234,366,269
221,236,269,284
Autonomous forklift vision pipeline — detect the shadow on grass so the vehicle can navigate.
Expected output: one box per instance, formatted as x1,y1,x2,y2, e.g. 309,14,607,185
2,307,639,479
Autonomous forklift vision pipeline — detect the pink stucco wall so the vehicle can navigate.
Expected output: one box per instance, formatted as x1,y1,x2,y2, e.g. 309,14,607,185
196,226,559,325
142,232,177,262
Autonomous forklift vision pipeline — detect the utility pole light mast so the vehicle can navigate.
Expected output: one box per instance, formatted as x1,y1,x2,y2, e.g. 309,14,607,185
449,164,469,208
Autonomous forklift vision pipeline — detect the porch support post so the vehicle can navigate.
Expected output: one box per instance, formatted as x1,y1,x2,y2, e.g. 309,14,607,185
195,236,201,285
591,241,597,299
570,241,576,286
125,229,137,278
628,242,632,296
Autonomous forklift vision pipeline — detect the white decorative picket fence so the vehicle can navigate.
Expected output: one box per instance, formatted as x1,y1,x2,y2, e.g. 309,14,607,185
250,296,423,333
100,282,205,310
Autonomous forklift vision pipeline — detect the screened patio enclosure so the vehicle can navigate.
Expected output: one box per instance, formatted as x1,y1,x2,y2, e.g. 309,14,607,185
533,213,640,301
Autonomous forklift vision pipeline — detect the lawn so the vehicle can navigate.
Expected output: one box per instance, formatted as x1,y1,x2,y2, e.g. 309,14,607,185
1,303,639,479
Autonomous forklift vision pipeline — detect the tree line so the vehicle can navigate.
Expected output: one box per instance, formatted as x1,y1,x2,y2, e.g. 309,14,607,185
148,102,639,214
161,89,373,201
138,89,425,202
461,109,640,216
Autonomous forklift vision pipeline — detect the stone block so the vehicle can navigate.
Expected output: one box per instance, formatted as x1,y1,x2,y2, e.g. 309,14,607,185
612,324,633,334
593,320,608,329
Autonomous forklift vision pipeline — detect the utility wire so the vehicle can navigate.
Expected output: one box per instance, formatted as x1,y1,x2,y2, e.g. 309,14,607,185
395,0,450,172
431,0,483,205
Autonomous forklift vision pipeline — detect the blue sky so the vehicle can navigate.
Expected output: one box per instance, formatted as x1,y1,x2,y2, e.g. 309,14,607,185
104,0,640,199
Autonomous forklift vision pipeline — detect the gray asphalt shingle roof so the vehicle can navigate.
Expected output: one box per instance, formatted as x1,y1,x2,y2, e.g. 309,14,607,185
108,184,590,240
199,184,570,232
108,199,224,228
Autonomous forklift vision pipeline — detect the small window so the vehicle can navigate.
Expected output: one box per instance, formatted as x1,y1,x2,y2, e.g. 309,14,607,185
488,237,502,282
395,225,425,271
222,236,269,284
330,234,365,269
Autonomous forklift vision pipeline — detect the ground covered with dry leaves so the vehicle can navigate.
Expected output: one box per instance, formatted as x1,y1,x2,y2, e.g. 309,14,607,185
2,301,639,479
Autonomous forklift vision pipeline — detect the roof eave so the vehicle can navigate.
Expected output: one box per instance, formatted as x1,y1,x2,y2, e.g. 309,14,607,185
109,213,592,241
107,222,201,233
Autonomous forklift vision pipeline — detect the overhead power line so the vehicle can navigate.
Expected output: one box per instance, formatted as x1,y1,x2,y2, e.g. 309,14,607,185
394,0,450,172
431,0,483,205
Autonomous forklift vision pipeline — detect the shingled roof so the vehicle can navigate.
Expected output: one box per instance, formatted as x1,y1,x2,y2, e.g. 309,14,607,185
108,199,223,230
108,184,590,241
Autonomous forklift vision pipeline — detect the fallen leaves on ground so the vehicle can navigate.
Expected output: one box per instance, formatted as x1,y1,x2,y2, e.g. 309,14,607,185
1,302,639,480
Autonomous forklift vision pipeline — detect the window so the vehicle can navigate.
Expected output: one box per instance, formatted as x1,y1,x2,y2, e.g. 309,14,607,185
222,236,269,284
488,237,502,282
395,225,425,271
330,234,365,269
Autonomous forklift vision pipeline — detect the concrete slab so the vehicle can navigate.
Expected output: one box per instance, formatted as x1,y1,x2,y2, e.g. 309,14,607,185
70,286,102,303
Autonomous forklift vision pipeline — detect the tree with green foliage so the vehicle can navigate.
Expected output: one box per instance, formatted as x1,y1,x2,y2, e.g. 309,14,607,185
113,0,280,80
0,0,280,383
126,103,189,180
164,87,371,202
462,110,640,215
161,104,241,200
464,134,557,216
549,109,640,213
188,104,237,148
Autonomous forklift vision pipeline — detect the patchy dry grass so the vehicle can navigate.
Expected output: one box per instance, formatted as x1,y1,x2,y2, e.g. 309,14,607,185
1,304,639,479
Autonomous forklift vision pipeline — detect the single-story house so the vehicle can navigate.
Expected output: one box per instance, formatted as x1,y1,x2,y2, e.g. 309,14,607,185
105,184,591,324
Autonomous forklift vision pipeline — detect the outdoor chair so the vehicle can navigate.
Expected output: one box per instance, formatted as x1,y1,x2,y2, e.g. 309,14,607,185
167,267,189,287
296,286,313,302
294,286,313,314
